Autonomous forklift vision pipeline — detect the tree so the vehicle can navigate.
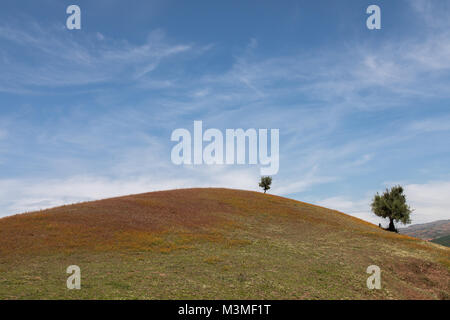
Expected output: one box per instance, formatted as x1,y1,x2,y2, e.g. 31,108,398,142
370,185,412,232
259,176,272,194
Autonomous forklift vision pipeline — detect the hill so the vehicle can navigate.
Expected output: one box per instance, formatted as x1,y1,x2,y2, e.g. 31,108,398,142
399,220,450,240
431,235,450,247
0,188,448,299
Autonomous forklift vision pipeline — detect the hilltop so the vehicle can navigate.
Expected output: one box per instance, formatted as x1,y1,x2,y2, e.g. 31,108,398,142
0,188,448,299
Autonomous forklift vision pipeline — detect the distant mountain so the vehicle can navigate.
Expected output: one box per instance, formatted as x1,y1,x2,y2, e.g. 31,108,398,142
399,219,450,241
431,235,450,247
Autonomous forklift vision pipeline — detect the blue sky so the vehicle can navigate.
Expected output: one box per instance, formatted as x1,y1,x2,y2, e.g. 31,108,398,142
1,0,450,225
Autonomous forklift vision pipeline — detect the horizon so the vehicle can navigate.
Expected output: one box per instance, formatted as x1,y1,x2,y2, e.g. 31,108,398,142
0,186,446,229
1,0,450,226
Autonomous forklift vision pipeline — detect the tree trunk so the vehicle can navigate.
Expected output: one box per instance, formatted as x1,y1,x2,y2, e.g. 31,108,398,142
264,190,267,194
387,218,397,232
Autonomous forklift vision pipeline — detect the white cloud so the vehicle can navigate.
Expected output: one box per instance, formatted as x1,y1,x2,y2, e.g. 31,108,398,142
404,181,450,223
348,154,373,167
1,6,450,225
0,24,194,91
315,181,450,226
271,166,337,195
409,0,450,29
0,128,7,140
0,161,341,218
96,32,105,41
407,116,450,133
315,196,384,226
0,166,260,217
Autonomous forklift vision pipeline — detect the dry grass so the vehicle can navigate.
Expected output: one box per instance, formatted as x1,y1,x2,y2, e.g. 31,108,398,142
0,188,448,299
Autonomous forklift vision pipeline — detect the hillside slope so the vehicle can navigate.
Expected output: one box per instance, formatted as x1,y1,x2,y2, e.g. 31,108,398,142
432,235,450,247
399,220,450,240
0,188,448,299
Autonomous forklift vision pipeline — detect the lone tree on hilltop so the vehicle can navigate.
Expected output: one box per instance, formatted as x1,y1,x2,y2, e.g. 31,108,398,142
259,176,272,194
371,185,412,232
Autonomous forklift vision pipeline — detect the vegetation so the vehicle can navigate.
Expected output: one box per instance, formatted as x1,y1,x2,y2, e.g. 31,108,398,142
259,176,272,193
399,220,450,240
431,235,450,247
371,185,412,232
0,188,448,299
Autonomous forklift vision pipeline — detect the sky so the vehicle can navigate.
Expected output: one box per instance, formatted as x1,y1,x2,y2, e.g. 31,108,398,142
0,0,449,226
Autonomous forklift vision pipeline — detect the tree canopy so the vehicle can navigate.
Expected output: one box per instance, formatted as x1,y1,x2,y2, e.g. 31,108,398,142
371,185,412,232
259,176,272,194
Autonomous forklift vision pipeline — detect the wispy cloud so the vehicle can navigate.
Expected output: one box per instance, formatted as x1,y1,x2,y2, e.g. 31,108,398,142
406,116,450,133
315,196,381,225
316,181,450,225
1,1,450,224
0,24,195,92
0,166,261,217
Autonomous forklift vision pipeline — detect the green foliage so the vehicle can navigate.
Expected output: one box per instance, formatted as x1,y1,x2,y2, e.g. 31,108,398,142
259,176,272,193
371,185,412,231
431,235,450,247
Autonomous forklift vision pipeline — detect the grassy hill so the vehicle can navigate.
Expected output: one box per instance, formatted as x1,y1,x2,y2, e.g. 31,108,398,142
0,188,448,299
431,235,450,247
399,220,450,240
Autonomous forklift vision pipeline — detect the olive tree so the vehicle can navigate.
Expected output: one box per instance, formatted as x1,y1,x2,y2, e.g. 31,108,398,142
371,185,412,232
259,176,272,194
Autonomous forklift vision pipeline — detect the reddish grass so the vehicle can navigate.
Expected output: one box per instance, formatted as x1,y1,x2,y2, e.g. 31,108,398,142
0,188,448,299
0,188,446,256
